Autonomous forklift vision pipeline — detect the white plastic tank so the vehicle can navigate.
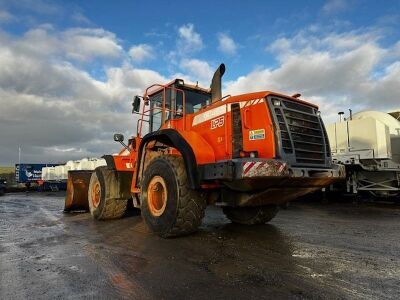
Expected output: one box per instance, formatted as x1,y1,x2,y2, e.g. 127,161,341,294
77,158,106,170
66,160,80,170
352,111,400,136
42,158,107,181
42,167,57,181
351,111,400,163
54,165,68,180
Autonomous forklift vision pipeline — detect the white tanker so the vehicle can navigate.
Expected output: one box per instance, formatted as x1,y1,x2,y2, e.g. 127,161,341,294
326,110,400,197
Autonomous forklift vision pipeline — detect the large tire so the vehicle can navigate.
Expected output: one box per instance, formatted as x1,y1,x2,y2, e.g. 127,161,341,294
88,167,128,220
140,155,206,238
223,205,279,225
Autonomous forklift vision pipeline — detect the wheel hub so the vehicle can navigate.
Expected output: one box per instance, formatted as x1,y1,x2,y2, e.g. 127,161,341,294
148,176,167,216
91,181,101,208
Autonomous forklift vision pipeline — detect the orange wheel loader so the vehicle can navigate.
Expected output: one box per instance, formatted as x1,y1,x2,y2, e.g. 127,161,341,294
65,64,345,237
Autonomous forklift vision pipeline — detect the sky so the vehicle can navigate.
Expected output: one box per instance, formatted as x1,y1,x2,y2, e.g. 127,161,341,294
0,0,399,165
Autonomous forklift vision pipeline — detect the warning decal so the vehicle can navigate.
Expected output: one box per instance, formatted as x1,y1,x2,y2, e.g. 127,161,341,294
249,129,265,140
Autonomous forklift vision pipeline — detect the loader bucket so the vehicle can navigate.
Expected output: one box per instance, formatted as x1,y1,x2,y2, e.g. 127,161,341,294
64,170,93,212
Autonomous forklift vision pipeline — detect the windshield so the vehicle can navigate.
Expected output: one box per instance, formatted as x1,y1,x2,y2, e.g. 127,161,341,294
148,87,211,132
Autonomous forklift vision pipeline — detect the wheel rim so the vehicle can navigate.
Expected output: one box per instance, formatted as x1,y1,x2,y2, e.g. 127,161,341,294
147,176,167,217
91,181,101,208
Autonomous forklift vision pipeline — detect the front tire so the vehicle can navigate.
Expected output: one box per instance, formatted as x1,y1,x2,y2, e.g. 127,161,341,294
140,155,206,238
88,167,128,220
223,205,279,225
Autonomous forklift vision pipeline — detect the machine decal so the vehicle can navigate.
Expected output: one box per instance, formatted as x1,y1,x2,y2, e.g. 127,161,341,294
211,116,225,129
249,129,265,140
192,106,226,126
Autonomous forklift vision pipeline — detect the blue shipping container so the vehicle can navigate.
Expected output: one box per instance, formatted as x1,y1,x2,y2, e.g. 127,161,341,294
15,164,60,183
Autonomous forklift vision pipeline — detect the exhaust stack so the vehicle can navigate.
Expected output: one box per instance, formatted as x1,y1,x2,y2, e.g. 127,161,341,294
210,63,225,103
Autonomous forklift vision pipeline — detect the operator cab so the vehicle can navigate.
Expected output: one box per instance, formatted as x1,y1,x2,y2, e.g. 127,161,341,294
132,64,225,137
146,79,211,132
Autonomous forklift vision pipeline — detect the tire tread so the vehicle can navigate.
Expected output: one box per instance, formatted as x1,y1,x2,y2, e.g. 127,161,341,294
144,155,206,237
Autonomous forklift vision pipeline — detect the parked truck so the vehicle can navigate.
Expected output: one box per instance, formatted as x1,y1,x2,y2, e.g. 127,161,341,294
326,110,400,198
15,163,60,187
65,64,344,237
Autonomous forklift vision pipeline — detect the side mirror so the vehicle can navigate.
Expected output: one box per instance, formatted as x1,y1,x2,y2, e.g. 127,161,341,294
132,96,141,113
114,133,124,142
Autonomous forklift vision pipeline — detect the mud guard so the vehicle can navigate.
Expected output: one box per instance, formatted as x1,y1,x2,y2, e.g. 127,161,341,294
136,129,204,189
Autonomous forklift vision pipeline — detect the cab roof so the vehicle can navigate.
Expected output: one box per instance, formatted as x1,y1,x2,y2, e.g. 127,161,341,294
146,79,211,97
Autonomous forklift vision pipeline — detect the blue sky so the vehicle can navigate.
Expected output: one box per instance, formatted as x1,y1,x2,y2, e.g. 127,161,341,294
0,0,399,164
2,0,399,79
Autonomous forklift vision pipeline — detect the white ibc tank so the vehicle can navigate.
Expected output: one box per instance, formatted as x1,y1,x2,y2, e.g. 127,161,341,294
352,111,400,136
66,160,80,170
327,110,400,163
42,167,57,181
77,158,106,170
54,165,68,180
42,158,107,181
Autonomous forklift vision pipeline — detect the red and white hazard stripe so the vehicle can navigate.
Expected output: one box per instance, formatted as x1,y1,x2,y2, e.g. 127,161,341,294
243,161,266,175
242,161,287,176
240,98,263,108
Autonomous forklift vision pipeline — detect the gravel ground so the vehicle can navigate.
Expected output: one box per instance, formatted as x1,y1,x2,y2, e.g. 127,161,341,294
1,192,399,299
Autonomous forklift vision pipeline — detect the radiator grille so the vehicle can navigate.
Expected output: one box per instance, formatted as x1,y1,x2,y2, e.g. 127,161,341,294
271,98,328,166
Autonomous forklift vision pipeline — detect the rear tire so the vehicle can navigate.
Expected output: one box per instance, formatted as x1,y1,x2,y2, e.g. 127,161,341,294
140,155,206,238
223,205,279,225
88,167,128,220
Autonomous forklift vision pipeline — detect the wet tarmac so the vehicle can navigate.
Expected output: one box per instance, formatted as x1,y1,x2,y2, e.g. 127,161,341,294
1,192,399,299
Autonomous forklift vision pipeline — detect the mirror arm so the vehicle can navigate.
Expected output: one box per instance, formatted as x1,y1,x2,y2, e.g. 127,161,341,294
118,141,130,152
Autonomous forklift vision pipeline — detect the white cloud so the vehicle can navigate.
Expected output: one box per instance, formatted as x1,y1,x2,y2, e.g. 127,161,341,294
0,27,167,165
0,10,15,23
128,44,155,63
180,58,213,85
322,0,349,14
217,33,237,55
177,23,203,53
71,11,92,25
63,28,122,62
227,29,400,123
4,26,123,63
267,37,291,54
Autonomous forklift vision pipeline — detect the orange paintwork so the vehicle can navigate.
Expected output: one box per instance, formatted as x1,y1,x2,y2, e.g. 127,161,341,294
113,136,141,172
241,102,276,159
175,130,216,164
110,82,318,192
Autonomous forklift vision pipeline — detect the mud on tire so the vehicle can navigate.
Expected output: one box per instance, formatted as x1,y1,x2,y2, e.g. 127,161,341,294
140,155,206,238
223,205,279,225
88,167,128,220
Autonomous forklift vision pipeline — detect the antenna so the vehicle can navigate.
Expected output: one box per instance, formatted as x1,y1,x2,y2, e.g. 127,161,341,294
291,93,301,98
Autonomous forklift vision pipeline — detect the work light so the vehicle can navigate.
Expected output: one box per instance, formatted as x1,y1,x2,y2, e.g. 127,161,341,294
272,99,281,106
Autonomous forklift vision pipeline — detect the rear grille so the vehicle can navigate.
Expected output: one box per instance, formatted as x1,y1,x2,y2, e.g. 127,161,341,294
270,97,328,166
